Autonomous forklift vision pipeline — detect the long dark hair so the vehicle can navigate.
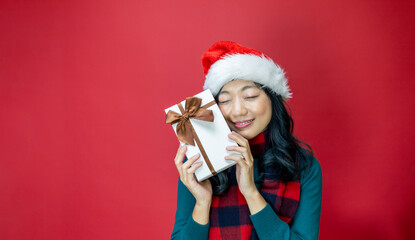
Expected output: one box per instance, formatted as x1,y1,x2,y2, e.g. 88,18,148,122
210,86,314,196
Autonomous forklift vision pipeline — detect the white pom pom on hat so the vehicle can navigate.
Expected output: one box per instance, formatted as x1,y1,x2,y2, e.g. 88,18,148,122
202,41,291,100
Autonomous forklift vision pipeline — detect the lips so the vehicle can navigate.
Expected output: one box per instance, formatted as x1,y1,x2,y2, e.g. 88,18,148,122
233,119,254,128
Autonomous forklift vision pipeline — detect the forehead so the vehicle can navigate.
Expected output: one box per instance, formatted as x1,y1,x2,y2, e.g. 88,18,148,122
220,79,259,92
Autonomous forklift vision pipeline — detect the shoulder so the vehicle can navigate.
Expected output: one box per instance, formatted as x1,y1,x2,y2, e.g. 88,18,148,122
300,156,322,187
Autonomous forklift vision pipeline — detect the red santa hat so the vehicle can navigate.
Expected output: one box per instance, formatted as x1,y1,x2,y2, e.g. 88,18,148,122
202,41,291,100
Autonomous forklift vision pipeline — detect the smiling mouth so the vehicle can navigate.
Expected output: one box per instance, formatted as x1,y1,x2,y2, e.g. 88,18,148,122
233,119,255,128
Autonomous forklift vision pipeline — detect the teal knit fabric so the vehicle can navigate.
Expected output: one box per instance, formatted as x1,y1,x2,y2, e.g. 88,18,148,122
171,157,322,240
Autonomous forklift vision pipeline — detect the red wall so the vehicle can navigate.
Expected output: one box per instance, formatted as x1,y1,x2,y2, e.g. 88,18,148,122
1,1,414,239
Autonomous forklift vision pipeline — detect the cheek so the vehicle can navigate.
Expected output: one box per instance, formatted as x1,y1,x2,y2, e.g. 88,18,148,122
218,105,231,120
265,104,272,123
255,98,272,123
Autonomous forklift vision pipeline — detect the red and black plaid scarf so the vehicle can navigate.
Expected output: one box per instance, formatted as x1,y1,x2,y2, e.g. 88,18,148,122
208,133,301,240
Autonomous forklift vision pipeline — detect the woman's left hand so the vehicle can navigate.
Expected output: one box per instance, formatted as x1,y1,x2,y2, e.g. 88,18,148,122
225,131,258,198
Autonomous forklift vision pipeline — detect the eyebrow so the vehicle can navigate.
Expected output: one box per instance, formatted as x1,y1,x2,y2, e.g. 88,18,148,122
219,85,259,95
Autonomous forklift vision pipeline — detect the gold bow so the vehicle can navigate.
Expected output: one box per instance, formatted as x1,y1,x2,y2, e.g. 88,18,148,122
165,97,214,146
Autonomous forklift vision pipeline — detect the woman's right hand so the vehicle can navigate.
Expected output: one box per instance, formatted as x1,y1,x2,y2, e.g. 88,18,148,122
175,145,213,206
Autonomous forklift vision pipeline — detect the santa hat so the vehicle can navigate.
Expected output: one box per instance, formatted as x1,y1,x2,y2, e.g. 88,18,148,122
202,41,291,100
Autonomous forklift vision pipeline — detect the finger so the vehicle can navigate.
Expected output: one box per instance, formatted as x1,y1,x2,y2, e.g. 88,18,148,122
175,145,187,175
175,145,187,166
186,161,203,175
224,154,248,168
175,145,187,165
180,153,200,186
226,145,249,155
228,132,252,158
226,145,253,163
231,131,249,146
183,162,203,189
228,131,249,147
181,153,200,183
182,153,201,170
183,162,202,186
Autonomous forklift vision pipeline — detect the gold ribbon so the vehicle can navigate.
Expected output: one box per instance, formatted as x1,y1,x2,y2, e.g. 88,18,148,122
166,97,217,175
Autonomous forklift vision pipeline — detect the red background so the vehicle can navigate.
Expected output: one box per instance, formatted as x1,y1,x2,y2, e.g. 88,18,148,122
1,1,414,239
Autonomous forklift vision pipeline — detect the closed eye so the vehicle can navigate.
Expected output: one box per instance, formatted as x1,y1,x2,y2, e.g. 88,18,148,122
246,95,259,99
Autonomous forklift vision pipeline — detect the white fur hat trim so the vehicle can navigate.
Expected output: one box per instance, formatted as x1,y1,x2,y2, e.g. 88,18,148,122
203,53,291,99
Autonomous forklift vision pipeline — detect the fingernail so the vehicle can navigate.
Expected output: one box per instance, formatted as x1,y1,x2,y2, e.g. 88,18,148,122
226,146,231,150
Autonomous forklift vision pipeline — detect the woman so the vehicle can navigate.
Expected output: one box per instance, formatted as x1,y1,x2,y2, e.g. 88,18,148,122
171,41,322,240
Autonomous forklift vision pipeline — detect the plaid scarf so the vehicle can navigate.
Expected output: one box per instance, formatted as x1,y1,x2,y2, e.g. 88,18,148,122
208,133,301,240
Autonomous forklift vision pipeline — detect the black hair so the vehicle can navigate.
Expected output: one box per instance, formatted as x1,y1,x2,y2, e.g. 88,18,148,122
210,85,314,196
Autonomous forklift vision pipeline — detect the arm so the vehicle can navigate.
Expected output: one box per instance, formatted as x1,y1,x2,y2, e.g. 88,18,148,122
170,178,210,240
250,157,323,240
170,145,213,240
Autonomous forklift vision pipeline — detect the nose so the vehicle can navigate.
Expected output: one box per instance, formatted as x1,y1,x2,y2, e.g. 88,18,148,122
231,97,248,117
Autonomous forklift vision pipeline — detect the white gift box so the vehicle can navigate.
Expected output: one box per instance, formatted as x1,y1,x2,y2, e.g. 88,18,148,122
165,89,240,182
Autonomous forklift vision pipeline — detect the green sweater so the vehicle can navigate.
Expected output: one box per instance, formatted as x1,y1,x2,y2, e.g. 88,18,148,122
171,157,322,240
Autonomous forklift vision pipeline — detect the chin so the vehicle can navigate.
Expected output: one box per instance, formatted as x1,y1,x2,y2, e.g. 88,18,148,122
228,123,259,140
235,130,255,140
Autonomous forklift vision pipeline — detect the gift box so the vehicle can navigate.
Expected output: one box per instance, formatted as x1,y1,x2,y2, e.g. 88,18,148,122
165,89,240,182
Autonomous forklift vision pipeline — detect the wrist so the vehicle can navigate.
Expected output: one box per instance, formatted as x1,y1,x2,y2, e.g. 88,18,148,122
244,190,267,215
193,201,211,225
243,189,261,202
195,199,212,208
